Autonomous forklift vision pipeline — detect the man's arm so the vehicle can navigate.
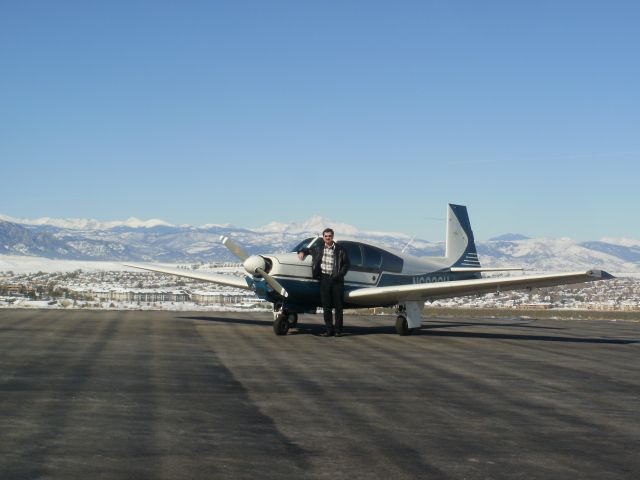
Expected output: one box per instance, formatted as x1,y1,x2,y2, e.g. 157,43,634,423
338,247,350,278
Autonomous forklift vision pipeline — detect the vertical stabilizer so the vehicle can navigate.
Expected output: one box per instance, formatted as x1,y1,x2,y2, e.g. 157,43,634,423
445,204,481,268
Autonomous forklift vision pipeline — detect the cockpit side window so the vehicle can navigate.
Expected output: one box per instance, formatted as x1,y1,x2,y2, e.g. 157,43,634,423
380,250,404,273
340,241,363,267
335,241,404,273
360,244,404,273
362,245,383,270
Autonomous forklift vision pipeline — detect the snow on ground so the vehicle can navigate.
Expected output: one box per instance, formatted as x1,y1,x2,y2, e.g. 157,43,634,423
0,255,244,275
0,255,133,274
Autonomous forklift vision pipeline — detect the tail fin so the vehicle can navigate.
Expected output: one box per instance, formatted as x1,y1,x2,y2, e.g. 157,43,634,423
445,204,481,268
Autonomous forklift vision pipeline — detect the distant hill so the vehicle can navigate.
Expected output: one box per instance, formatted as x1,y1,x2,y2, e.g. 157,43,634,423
1,214,639,273
488,233,530,241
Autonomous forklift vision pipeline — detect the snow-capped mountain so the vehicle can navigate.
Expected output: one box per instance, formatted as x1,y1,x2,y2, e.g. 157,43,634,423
1,214,639,273
478,237,640,273
0,214,174,230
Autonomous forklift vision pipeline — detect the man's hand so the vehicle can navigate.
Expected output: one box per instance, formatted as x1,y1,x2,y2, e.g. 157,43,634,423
297,251,306,261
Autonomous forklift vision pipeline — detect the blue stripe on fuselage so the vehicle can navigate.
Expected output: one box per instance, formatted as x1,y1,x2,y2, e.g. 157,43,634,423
377,271,480,287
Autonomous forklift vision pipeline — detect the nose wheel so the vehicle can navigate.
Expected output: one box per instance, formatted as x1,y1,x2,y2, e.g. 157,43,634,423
272,308,298,336
273,313,290,335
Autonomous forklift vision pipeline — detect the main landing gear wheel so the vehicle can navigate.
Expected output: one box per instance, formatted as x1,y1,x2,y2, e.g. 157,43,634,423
273,313,290,336
288,313,298,328
395,315,414,336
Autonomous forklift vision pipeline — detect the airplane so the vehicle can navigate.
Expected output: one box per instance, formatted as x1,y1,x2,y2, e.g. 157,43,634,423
125,204,614,336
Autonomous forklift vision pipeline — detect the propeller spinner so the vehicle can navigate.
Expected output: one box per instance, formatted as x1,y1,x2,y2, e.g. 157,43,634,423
220,235,288,298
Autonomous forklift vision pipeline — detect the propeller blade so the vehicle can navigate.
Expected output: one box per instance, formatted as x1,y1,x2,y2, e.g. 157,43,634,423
256,267,288,298
220,235,249,261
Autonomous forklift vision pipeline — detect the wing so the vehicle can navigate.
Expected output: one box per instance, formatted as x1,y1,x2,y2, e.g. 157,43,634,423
124,263,252,290
346,270,614,306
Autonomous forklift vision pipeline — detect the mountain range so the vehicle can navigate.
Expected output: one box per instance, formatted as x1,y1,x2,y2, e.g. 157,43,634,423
1,214,639,274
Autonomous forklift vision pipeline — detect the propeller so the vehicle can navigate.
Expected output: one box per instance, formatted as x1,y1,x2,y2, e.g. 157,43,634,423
220,236,249,261
220,235,288,298
246,261,289,298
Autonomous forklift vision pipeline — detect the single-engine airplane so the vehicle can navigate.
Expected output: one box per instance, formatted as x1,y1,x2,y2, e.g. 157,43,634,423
125,204,614,336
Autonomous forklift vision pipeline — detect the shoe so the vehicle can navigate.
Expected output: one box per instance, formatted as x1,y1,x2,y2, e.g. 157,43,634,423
335,331,343,337
320,331,333,337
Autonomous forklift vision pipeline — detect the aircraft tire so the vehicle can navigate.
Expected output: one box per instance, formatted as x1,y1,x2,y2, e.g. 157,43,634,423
273,314,290,336
395,316,414,336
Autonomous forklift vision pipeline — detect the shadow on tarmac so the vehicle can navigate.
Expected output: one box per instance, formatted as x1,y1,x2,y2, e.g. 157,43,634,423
177,315,639,345
421,330,638,344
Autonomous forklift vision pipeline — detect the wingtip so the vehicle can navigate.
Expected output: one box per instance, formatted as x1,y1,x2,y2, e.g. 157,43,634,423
588,269,615,280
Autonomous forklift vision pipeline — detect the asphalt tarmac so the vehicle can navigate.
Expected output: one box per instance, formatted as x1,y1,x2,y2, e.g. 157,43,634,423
1,309,638,480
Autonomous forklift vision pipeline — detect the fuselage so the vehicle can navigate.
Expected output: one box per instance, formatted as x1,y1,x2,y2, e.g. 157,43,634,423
255,237,480,311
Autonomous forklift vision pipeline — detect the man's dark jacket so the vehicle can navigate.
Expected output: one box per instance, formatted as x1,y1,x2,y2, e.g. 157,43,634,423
299,242,350,280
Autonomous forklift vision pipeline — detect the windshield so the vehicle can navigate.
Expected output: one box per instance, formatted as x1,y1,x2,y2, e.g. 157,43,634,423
291,236,320,252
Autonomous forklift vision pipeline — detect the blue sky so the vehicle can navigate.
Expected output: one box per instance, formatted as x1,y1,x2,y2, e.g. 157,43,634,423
1,1,638,241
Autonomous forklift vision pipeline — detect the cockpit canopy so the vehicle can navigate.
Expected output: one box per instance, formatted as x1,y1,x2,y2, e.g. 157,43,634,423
291,237,403,273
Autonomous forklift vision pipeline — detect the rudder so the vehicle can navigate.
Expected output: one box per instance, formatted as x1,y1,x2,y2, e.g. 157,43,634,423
445,204,481,268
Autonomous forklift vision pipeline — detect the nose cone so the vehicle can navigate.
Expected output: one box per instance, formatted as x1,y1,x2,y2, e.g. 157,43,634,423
244,255,266,275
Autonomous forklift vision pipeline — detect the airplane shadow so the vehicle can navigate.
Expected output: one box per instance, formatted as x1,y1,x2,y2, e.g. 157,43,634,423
177,315,638,345
419,329,638,345
178,315,273,328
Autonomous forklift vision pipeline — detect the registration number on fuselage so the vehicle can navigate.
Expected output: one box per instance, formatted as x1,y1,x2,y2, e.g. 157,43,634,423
412,274,451,284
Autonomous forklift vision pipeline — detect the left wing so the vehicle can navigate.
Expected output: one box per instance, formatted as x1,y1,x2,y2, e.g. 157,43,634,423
346,270,614,306
124,263,251,290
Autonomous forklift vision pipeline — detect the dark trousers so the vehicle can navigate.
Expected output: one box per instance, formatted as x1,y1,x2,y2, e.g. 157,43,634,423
320,274,344,333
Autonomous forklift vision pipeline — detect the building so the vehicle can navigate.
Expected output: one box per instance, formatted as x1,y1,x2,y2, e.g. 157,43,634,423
192,291,253,305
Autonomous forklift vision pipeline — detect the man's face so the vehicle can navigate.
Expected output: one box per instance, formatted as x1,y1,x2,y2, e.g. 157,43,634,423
323,232,334,247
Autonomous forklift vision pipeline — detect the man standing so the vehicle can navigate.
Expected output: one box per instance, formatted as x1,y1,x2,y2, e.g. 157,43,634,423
298,228,350,336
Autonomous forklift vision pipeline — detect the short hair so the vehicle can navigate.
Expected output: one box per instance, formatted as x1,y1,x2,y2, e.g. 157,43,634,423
322,228,334,236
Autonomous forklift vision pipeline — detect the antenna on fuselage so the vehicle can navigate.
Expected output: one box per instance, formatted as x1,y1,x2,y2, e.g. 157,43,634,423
401,235,416,253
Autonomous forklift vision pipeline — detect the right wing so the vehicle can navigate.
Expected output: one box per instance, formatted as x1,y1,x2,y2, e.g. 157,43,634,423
124,263,252,290
346,270,614,306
